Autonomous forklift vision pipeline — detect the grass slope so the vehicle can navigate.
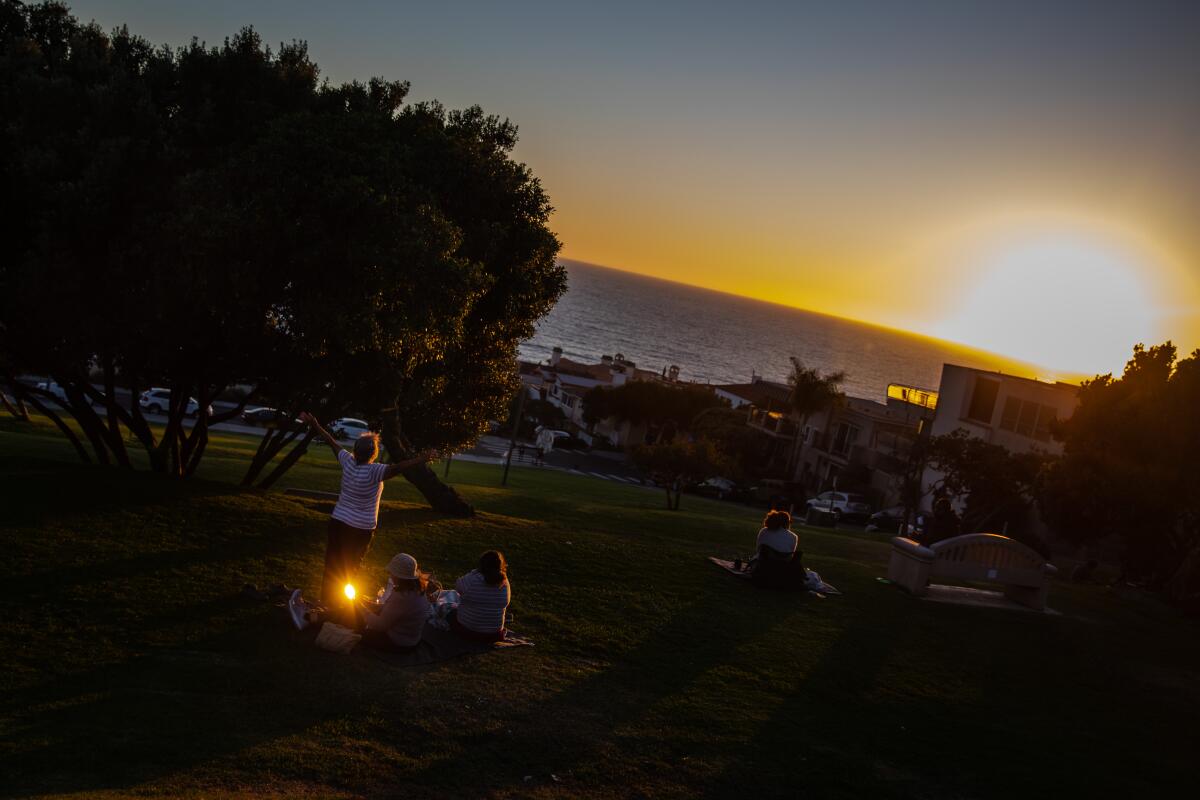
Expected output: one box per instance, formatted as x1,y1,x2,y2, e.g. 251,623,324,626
0,417,1196,798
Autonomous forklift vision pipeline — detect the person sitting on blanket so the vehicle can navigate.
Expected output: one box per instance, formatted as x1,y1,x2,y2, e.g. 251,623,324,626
448,550,511,643
750,511,808,589
358,553,433,653
755,510,798,561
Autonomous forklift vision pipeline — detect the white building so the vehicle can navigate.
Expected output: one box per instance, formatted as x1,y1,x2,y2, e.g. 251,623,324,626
924,364,1079,455
921,363,1080,531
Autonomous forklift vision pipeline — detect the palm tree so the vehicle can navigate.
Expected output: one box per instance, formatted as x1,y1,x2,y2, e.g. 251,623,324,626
785,356,845,475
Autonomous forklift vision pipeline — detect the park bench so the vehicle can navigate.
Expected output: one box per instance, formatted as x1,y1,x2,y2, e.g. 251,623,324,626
888,533,1058,610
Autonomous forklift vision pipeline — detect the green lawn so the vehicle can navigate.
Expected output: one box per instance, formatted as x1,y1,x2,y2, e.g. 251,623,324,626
0,417,1195,798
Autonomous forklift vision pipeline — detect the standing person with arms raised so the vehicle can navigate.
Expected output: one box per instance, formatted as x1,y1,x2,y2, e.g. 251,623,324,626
292,412,432,626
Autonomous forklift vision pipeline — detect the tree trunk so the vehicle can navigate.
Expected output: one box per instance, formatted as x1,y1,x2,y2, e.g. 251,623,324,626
257,431,316,490
1165,540,1200,604
242,427,301,486
1,388,25,419
378,405,474,517
58,377,128,468
14,386,91,463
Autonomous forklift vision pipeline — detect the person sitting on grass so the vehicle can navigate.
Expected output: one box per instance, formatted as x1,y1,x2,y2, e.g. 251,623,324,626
290,412,432,626
358,553,433,653
756,509,798,561
749,510,807,589
449,550,511,643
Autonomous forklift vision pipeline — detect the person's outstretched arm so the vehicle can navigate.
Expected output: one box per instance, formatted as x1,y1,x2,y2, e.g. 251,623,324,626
382,450,436,480
299,412,344,458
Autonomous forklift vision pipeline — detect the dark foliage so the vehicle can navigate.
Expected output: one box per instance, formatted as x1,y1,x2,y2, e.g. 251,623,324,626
0,2,564,510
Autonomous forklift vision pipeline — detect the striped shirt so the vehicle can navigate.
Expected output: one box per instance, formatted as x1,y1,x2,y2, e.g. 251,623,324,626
454,570,511,633
331,449,389,530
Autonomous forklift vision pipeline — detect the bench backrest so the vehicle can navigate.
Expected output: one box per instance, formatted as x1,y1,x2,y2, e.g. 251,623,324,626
929,533,1047,586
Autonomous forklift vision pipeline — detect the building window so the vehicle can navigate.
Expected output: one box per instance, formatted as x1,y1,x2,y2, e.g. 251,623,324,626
998,397,1058,442
831,422,860,455
1034,405,1055,441
965,378,1000,424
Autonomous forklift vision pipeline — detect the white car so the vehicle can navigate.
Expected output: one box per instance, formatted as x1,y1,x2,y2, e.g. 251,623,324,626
330,417,371,440
139,388,213,418
805,491,872,522
35,381,73,406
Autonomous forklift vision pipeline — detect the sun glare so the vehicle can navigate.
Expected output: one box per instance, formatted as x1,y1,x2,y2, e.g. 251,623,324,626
935,232,1165,376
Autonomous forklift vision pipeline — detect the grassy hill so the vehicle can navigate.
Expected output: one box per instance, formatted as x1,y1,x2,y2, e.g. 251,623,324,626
0,417,1195,798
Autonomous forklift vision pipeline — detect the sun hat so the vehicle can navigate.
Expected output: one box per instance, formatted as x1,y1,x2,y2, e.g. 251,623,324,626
387,553,422,580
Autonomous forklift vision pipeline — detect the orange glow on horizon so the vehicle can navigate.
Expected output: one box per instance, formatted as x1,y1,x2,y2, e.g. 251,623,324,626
558,209,1199,379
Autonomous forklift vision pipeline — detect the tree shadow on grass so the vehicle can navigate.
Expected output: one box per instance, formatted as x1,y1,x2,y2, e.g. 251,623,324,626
0,460,246,529
0,605,407,797
376,585,827,797
696,597,912,799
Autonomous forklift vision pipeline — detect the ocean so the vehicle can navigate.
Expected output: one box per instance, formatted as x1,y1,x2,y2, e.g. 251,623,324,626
519,260,1050,401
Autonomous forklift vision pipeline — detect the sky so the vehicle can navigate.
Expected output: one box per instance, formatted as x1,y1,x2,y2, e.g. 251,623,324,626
69,0,1200,376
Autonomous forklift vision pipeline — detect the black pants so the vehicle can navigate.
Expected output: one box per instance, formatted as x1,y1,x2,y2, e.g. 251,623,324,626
321,518,374,623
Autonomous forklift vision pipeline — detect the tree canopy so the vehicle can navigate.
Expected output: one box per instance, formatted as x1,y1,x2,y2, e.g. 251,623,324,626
581,380,724,439
1040,342,1200,595
0,2,564,508
630,439,728,511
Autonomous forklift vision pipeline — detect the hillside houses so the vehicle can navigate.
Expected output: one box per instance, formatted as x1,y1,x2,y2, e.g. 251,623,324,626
519,346,681,446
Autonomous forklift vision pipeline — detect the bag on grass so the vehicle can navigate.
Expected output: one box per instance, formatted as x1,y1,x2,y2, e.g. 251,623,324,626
314,622,361,654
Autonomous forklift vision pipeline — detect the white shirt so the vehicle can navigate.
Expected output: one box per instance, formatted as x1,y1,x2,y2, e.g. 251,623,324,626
756,527,798,556
331,449,389,530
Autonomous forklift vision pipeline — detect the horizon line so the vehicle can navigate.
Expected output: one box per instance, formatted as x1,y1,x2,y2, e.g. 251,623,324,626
556,256,1091,382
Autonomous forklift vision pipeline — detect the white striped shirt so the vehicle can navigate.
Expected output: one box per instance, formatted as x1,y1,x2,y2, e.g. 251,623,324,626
331,449,389,530
454,570,511,633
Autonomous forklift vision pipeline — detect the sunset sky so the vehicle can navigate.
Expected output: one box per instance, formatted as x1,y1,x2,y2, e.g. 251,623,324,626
73,0,1200,376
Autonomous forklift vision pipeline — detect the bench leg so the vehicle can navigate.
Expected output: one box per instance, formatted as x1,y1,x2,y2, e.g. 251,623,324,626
888,551,931,597
1003,583,1047,611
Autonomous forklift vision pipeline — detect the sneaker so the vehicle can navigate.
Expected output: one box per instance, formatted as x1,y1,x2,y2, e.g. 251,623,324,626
288,588,310,631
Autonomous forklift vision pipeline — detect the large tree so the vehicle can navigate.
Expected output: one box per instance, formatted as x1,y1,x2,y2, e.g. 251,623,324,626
581,380,723,443
1040,342,1200,597
926,429,1046,545
0,2,564,511
631,439,728,511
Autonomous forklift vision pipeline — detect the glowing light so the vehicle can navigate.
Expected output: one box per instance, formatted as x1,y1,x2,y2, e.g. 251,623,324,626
934,232,1164,376
343,583,356,601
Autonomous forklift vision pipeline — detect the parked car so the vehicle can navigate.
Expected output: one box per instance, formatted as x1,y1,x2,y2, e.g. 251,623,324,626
805,491,872,523
865,505,908,533
138,388,212,417
35,381,73,406
534,427,569,451
241,407,299,427
691,476,737,499
329,417,371,440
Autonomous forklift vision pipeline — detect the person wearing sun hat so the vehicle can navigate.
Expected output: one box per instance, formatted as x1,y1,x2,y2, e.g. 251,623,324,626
359,553,433,652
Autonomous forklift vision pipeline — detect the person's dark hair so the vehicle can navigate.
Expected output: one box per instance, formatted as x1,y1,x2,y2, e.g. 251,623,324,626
479,550,507,585
763,510,791,530
393,575,428,594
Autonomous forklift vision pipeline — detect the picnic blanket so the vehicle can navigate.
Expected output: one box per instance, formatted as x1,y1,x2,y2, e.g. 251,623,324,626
361,621,533,667
707,557,842,595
